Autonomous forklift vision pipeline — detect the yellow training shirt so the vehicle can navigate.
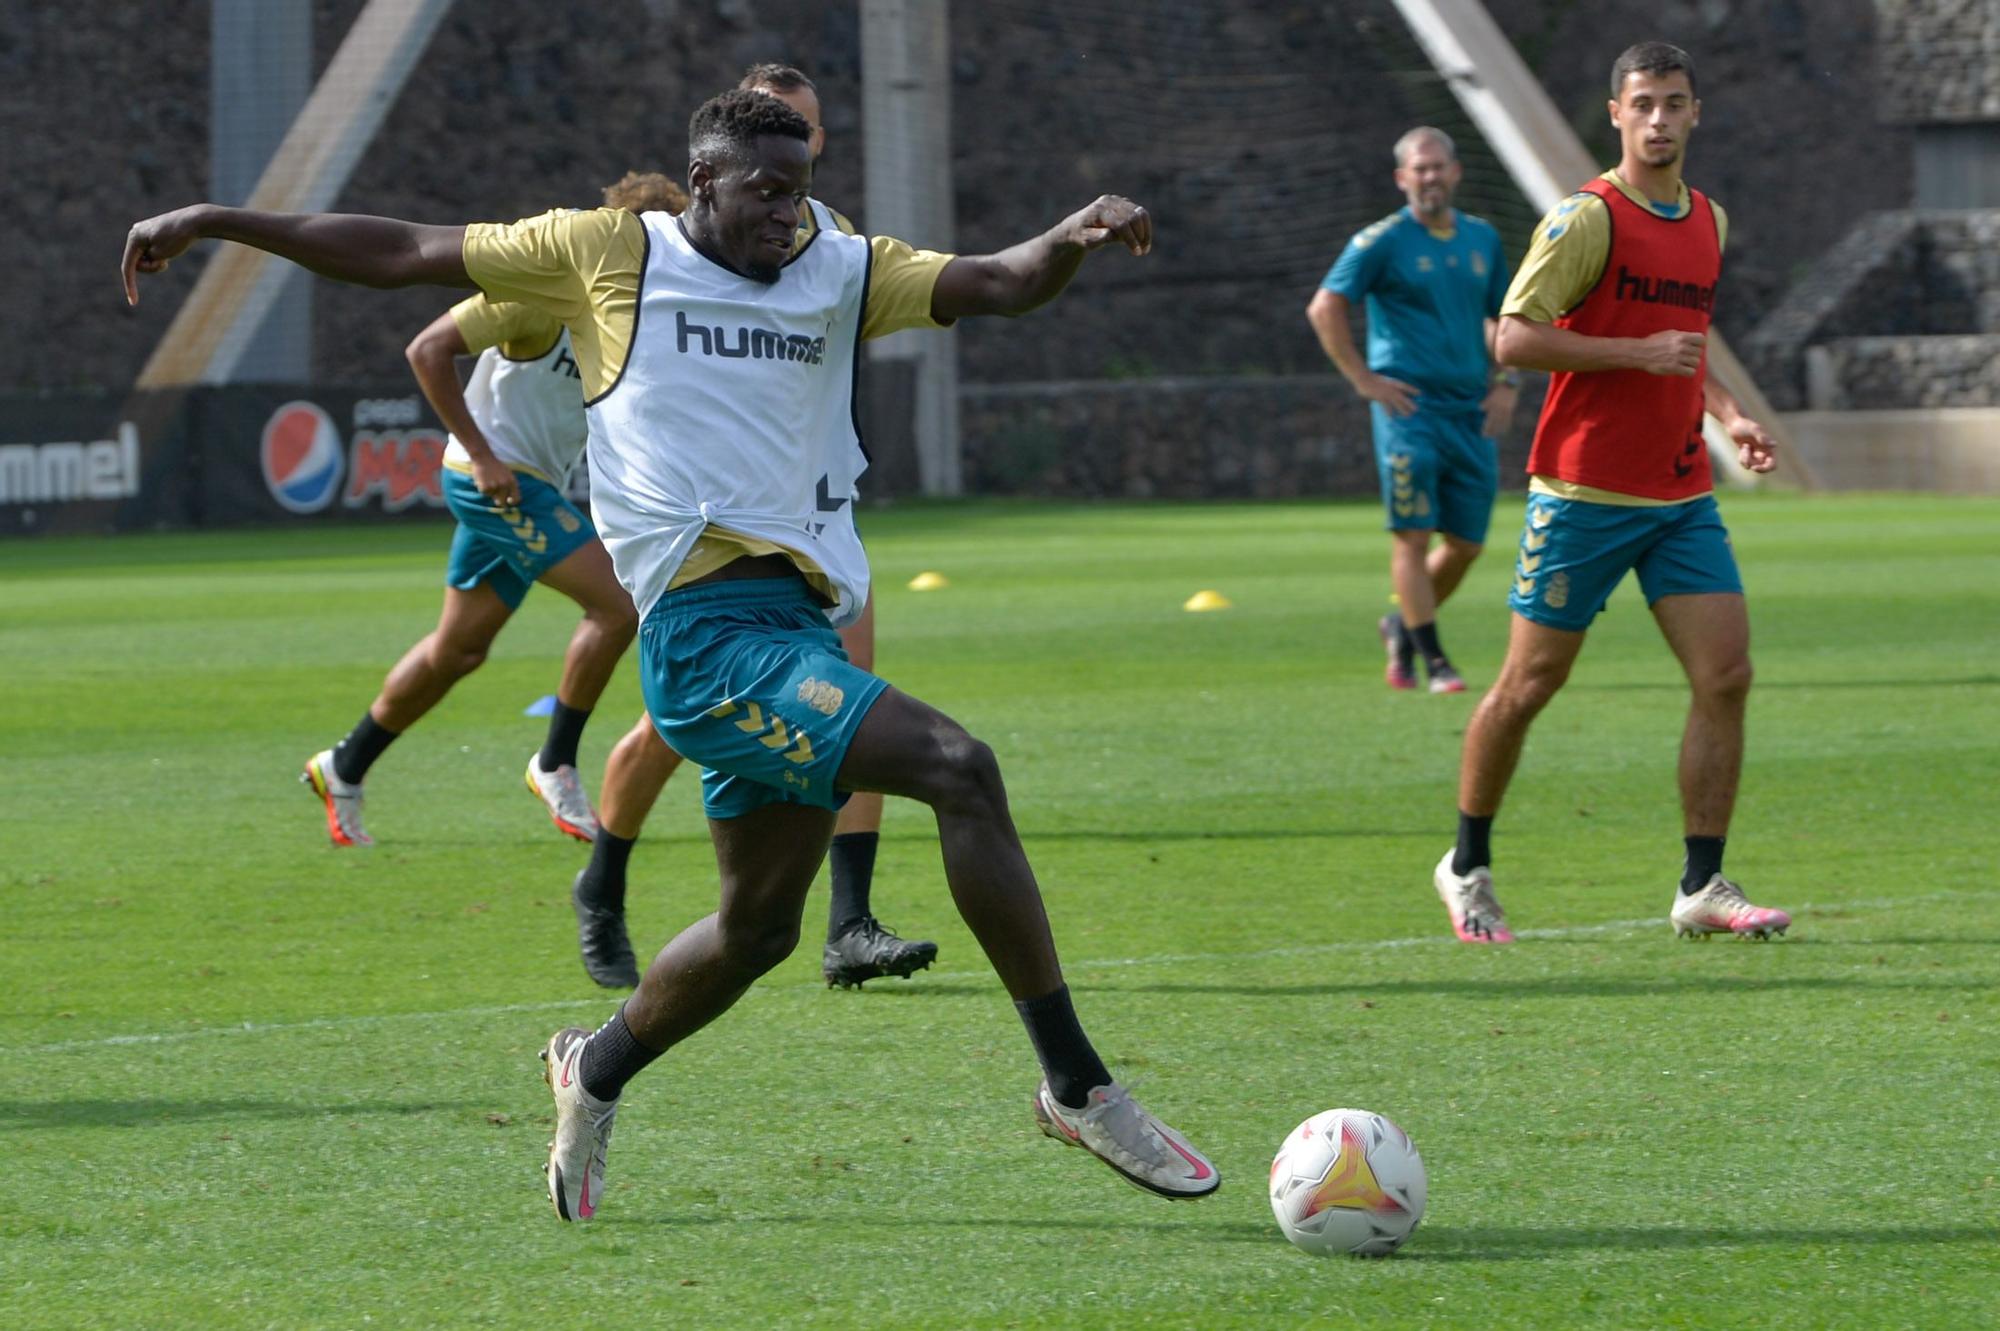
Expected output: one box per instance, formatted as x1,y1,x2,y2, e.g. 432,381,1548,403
448,294,564,360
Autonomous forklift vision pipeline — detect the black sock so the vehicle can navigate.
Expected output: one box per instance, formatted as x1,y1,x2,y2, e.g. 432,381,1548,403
1452,811,1493,876
1386,612,1414,662
1408,620,1448,671
827,831,879,938
1681,836,1725,894
578,1005,662,1102
331,712,399,785
576,830,635,913
539,702,591,772
1015,984,1112,1109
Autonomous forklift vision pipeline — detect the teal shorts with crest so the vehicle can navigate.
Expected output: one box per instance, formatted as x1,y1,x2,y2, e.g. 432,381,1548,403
638,578,889,821
1507,490,1743,632
1371,402,1499,543
443,468,596,609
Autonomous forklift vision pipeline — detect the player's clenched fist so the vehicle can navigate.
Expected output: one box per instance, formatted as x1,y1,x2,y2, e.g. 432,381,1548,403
1633,329,1706,377
122,206,211,306
1068,196,1152,256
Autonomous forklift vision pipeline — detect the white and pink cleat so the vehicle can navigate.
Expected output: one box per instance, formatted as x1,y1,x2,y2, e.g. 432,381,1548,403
1432,850,1515,944
1033,1080,1220,1199
540,1027,620,1221
1670,875,1791,940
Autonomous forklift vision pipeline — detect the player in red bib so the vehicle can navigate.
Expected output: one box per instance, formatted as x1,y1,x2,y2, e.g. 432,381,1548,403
1430,42,1793,944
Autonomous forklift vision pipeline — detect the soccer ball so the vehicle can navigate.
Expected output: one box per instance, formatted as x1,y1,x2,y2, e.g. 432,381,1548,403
1268,1108,1427,1256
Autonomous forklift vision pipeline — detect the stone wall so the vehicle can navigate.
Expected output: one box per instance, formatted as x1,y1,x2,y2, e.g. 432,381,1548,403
1875,0,2000,123
1745,210,2000,408
1807,334,2000,409
960,375,1541,500
15,0,1934,498
27,0,1906,398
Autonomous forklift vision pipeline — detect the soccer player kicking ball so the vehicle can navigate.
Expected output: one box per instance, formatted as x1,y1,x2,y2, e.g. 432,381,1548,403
1433,42,1793,944
574,64,938,993
124,91,1219,1216
298,172,684,848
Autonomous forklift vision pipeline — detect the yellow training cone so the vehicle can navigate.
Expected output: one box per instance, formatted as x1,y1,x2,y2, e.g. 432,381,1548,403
1183,589,1233,612
908,571,950,591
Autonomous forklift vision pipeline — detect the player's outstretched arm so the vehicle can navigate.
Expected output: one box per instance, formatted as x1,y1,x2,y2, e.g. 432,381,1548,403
123,205,472,307
928,195,1151,322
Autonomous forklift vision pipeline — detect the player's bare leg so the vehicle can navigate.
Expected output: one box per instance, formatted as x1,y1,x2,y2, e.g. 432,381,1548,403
1427,534,1484,606
302,582,514,847
836,686,1216,1195
833,688,1058,998
600,717,683,840
538,540,640,720
1435,613,1588,942
624,801,837,1045
1388,529,1478,693
374,583,517,731
1651,592,1752,838
822,596,938,987
522,542,639,842
1458,613,1588,817
543,799,832,1221
1389,529,1440,633
1652,593,1788,938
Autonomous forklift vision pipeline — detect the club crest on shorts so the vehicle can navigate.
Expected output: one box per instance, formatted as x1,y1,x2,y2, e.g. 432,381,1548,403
797,677,845,716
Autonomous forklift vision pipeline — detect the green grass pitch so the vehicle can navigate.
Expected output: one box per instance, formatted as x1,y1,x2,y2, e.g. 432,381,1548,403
2,494,1996,1329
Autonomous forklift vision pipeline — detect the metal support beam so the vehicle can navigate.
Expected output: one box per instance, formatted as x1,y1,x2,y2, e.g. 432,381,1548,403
141,0,456,389
861,0,961,496
212,0,312,383
1390,0,1814,487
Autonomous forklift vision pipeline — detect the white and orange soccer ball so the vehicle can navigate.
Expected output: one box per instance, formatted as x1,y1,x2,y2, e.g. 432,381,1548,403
1268,1108,1427,1256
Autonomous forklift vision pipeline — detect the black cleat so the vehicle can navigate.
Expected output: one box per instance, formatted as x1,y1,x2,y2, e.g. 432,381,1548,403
822,916,939,989
571,870,641,989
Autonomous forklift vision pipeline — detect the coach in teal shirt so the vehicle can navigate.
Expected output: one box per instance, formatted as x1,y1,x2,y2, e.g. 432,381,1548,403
1306,126,1517,695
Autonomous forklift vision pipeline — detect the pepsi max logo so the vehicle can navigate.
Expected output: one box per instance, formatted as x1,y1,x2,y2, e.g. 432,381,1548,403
344,429,447,510
260,401,344,514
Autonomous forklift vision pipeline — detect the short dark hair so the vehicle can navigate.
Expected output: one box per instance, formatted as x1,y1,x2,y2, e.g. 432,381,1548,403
688,88,812,166
1610,41,1697,98
738,62,816,95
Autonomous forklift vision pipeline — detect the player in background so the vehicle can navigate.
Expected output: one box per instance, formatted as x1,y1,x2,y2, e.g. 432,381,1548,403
124,89,1220,1216
298,174,684,848
1432,42,1792,944
1307,127,1516,694
573,64,938,993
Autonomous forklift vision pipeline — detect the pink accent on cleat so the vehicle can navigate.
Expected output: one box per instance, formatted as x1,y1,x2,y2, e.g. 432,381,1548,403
1433,850,1514,943
1671,875,1792,940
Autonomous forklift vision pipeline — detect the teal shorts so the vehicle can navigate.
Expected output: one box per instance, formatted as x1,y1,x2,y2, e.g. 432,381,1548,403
443,469,596,609
638,578,890,821
1507,491,1743,632
1371,403,1499,544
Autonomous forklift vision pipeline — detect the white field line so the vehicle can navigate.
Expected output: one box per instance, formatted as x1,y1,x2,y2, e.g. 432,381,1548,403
6,890,1971,1058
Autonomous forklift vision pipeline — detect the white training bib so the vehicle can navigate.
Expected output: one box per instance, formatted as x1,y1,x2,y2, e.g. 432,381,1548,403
446,327,588,485
584,202,871,624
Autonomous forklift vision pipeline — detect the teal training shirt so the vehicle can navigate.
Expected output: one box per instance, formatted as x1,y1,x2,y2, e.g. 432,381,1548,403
1323,207,1510,411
